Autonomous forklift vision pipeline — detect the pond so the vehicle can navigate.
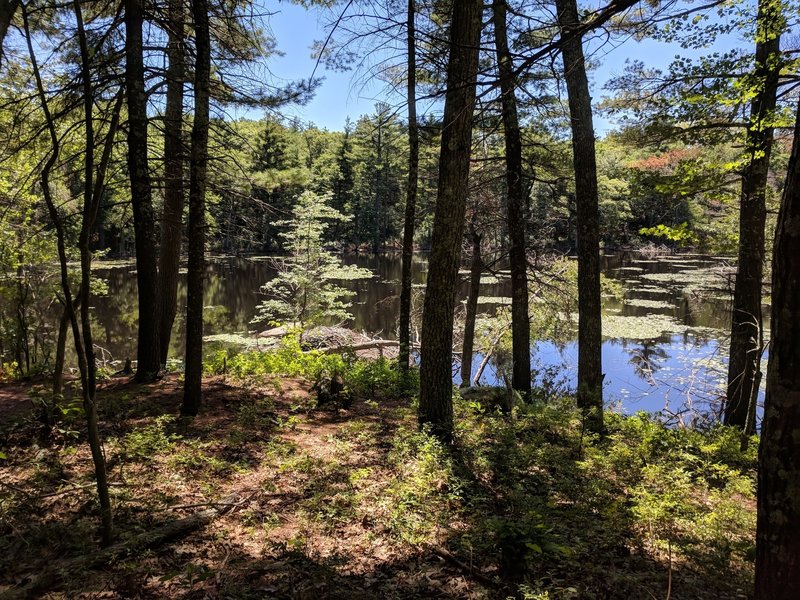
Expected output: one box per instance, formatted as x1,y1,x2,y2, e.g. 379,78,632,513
89,252,763,424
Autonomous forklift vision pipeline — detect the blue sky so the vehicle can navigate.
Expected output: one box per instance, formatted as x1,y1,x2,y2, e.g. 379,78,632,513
229,2,384,129
239,1,750,134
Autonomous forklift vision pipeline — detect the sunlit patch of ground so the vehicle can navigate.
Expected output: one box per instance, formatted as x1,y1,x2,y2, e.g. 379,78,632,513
0,373,756,599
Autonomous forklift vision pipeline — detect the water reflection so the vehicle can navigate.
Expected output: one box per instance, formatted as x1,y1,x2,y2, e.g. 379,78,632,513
84,251,756,419
626,341,670,385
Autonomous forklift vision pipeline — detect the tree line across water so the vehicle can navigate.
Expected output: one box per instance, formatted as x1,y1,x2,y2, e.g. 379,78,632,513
0,0,799,597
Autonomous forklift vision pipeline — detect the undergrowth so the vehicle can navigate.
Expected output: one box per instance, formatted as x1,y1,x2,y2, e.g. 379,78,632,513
0,343,757,599
204,333,416,399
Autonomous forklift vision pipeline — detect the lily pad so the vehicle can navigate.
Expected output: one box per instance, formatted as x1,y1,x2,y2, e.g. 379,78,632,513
624,299,674,310
602,314,690,340
476,296,512,305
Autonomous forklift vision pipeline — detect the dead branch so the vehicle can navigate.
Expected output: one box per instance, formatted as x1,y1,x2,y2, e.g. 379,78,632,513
0,494,241,600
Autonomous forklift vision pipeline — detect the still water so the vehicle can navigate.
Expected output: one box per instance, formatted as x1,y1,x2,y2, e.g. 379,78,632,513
91,253,758,423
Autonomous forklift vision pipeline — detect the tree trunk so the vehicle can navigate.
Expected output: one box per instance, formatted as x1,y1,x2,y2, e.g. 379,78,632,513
181,0,211,416
755,97,800,600
0,0,19,65
53,292,81,397
158,0,186,365
725,0,783,433
491,0,531,400
556,0,603,433
24,1,116,546
460,226,482,388
398,0,418,374
126,0,162,381
418,0,483,442
74,0,117,545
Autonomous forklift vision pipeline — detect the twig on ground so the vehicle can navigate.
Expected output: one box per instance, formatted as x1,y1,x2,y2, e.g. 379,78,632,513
163,490,258,512
0,493,243,600
430,545,498,589
35,482,129,499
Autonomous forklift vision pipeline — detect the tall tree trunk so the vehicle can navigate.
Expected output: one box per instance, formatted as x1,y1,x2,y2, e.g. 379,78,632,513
491,0,531,400
418,0,483,442
725,0,783,433
181,0,211,416
755,97,800,600
53,292,81,398
158,0,186,365
556,0,603,433
25,1,116,546
74,1,120,545
126,0,161,381
398,0,418,374
460,226,482,388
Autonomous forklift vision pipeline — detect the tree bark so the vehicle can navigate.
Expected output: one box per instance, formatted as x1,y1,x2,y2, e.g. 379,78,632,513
725,0,783,433
398,0,418,374
460,226,482,388
755,97,800,600
491,0,531,400
53,292,81,398
24,1,119,547
158,0,186,365
418,0,482,442
126,0,162,381
556,0,603,433
181,0,211,416
74,1,120,546
0,0,19,65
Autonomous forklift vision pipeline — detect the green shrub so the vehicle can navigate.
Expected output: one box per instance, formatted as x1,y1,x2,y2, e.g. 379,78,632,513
205,334,418,402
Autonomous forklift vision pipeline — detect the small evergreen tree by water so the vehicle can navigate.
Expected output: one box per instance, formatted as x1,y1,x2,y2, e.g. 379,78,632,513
253,191,372,330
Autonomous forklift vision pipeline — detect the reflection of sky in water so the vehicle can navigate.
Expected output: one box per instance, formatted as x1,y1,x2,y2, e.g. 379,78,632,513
86,253,760,423
461,335,765,426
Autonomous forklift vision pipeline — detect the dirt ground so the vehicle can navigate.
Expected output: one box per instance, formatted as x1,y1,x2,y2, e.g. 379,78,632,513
0,375,495,599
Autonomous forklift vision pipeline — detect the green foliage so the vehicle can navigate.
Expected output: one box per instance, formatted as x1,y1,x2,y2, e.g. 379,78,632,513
205,334,414,401
120,415,180,460
0,150,61,377
639,222,699,247
382,425,461,544
445,394,756,593
168,439,242,476
252,191,372,329
206,333,347,380
344,356,413,399
583,413,757,568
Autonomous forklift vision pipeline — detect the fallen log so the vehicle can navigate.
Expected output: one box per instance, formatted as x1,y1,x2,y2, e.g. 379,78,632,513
320,340,401,354
0,494,241,600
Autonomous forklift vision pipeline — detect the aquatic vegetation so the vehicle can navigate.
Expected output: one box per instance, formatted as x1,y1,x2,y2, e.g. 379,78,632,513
627,285,673,294
602,314,690,340
476,296,512,305
640,269,730,293
203,333,257,348
615,266,645,272
92,259,137,269
480,275,507,284
623,299,674,310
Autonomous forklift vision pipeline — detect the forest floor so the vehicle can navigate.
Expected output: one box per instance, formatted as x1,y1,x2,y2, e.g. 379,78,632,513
0,371,756,599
